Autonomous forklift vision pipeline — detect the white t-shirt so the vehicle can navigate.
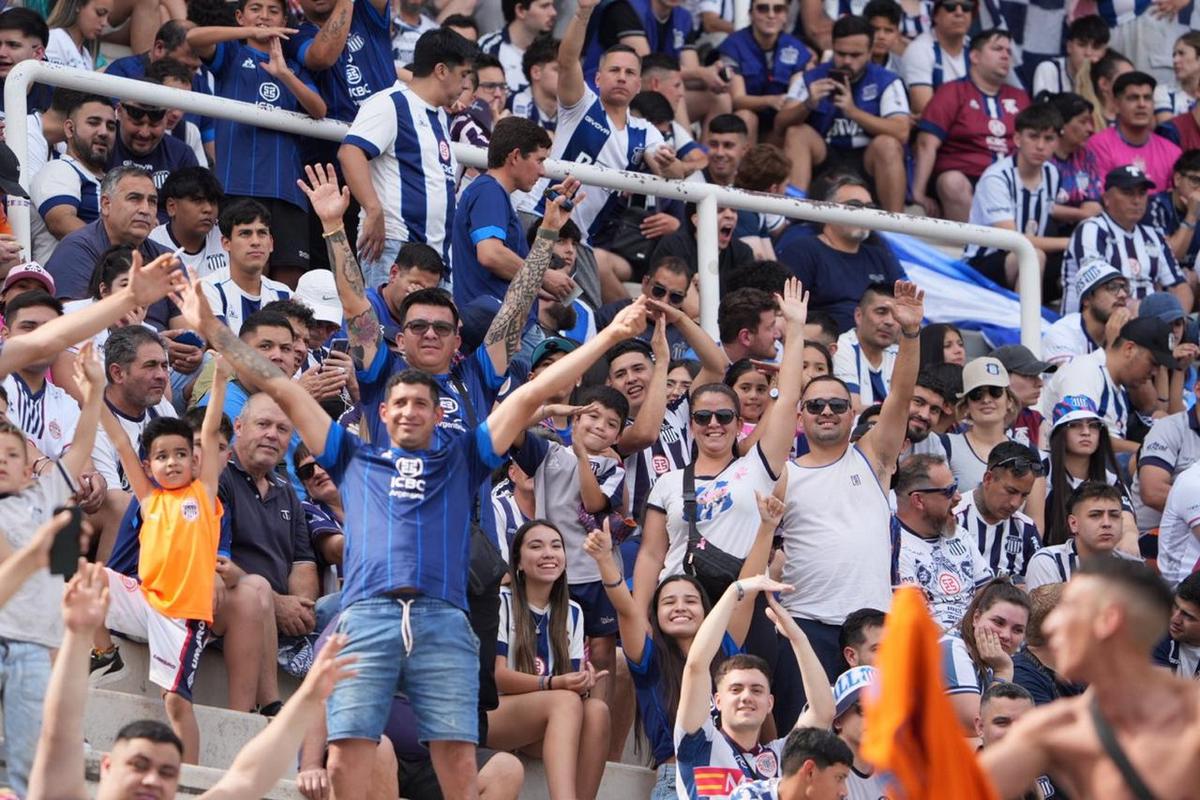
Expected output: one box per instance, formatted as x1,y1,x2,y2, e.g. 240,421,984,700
200,268,292,335
900,32,966,89
894,520,994,628
45,28,94,72
1041,312,1101,368
1157,461,1200,588
1043,348,1127,439
1025,540,1142,591
148,223,229,279
391,12,438,68
91,397,178,491
1132,410,1200,533
2,373,80,460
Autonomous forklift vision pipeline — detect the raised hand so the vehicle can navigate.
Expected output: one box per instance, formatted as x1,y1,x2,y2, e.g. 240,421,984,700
650,314,669,365
246,25,299,41
61,560,109,635
775,277,809,328
607,296,650,341
213,352,234,383
129,250,187,308
299,163,351,227
72,341,105,402
582,517,614,562
1105,305,1132,347
542,177,583,233
764,592,804,640
297,633,358,702
735,573,794,597
170,269,215,332
976,626,1013,675
262,36,291,78
755,490,785,527
891,280,925,335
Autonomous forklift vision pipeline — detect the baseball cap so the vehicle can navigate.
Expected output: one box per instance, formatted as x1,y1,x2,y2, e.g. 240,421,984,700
832,666,877,719
1,261,55,295
1051,394,1102,430
1138,292,1185,325
990,344,1056,376
960,356,1010,397
293,269,342,326
0,143,28,199
1119,316,1180,369
1105,165,1156,192
531,336,578,369
1075,261,1124,306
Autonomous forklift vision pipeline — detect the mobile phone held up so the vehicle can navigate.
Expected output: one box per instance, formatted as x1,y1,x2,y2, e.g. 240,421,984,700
329,337,350,355
49,506,83,578
543,188,575,212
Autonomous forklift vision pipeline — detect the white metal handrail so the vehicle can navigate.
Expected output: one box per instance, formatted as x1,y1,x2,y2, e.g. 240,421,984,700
4,60,1044,353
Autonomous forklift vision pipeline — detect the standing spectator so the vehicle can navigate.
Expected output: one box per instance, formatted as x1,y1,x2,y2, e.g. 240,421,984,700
963,104,1067,290
833,282,899,409
143,59,208,167
340,29,477,288
912,28,1030,223
450,54,510,153
148,165,228,278
0,9,52,118
901,0,972,114
1046,92,1104,226
391,0,438,69
30,93,114,264
45,0,111,72
779,15,910,212
1132,383,1200,538
1147,149,1200,272
1041,263,1129,367
1086,72,1181,196
704,113,751,186
478,0,558,92
510,35,559,133
1025,481,1138,590
954,441,1044,581
776,176,906,332
1031,15,1109,98
1153,572,1200,676
108,98,200,195
717,287,780,363
200,200,292,335
1060,166,1191,313
717,0,813,142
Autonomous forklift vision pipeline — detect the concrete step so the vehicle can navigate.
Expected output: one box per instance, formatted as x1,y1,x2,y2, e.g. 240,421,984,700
82,750,305,799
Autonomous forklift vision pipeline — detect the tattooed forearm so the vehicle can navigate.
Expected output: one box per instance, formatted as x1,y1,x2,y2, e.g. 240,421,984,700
210,324,287,389
325,229,366,299
345,307,380,365
315,0,350,50
485,233,555,356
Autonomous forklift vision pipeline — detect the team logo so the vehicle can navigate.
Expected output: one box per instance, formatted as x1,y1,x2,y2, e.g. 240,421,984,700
631,146,645,167
280,509,291,521
1002,98,1019,114
121,574,139,592
1129,258,1142,277
439,396,460,415
1076,172,1089,190
48,420,61,440
780,46,799,65
754,751,778,777
346,64,363,85
181,498,200,522
258,82,281,103
985,361,1001,375
241,58,257,69
850,473,861,486
861,83,878,101
937,571,962,594
395,457,424,478
652,455,670,475
969,99,980,110
347,33,365,52
534,656,547,675
438,139,451,163
987,119,1007,137
673,29,684,50
1025,219,1038,236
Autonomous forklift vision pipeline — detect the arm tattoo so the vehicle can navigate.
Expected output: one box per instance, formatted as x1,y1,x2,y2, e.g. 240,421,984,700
326,229,366,299
316,2,350,48
346,308,380,365
211,325,286,387
485,235,554,356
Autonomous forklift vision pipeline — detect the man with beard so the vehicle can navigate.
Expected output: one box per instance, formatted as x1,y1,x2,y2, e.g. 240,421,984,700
148,166,228,278
1042,263,1130,368
107,97,199,194
30,93,115,263
955,442,1044,582
776,176,907,333
900,368,953,460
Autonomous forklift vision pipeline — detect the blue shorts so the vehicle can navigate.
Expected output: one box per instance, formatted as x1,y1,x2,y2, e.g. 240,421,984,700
326,595,480,745
569,580,618,637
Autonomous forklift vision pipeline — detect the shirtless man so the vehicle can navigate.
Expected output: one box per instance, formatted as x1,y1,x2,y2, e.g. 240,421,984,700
980,558,1200,799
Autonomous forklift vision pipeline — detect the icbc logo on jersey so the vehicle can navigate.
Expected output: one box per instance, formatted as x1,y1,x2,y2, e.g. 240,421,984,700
652,455,670,475
391,457,427,496
439,140,451,163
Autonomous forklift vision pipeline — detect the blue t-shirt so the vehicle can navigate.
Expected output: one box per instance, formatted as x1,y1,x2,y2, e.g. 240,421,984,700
108,133,199,201
364,285,403,345
450,174,530,309
107,492,233,577
285,0,395,123
207,40,318,210
717,28,812,98
105,54,217,143
796,61,907,150
317,419,502,610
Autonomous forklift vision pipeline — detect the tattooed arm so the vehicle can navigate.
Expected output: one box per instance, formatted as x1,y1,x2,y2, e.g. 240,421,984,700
482,179,585,375
301,0,353,71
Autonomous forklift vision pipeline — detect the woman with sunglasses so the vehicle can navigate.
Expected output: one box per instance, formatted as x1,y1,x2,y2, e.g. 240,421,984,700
943,357,1025,492
1034,395,1138,551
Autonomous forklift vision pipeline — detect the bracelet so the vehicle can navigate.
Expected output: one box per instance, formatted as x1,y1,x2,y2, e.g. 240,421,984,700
735,581,745,601
901,327,921,339
321,226,345,238
1183,220,1196,230
536,227,561,241
603,576,624,588
538,675,546,690
548,675,554,690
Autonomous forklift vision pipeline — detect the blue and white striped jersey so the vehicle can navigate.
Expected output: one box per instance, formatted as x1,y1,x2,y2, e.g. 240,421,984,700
939,630,990,694
390,12,437,68
509,87,557,133
491,483,530,563
977,0,1067,80
623,394,692,524
478,26,529,93
1061,211,1185,312
964,156,1062,260
1155,84,1195,118
30,154,103,264
199,268,293,335
954,490,1043,579
496,585,584,675
343,84,458,268
2,373,80,460
676,716,786,800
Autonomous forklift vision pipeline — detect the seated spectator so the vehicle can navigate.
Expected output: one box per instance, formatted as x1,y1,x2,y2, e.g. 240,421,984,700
450,53,509,154
666,358,699,405
703,113,751,186
954,441,1043,581
144,57,208,166
1154,458,1200,587
1012,583,1084,704
731,144,790,259
1031,15,1108,98
1079,49,1132,132
897,367,953,460
913,28,1030,222
1086,72,1181,196
510,35,558,133
839,609,885,668
478,0,557,93
1061,166,1191,313
918,323,966,368
803,310,840,352
893,454,994,628
776,176,906,332
148,165,227,278
488,520,609,800
30,92,113,264
1158,31,1200,122
938,578,1030,736
717,0,813,143
595,256,693,359
0,261,55,309
963,104,1068,290
1132,376,1200,538
864,0,904,73
1026,481,1140,590
391,0,438,69
901,0,972,115
199,200,292,335
833,282,899,409
1042,262,1129,367
821,665,887,797
650,204,754,289
728,729,854,800
108,96,200,198
988,346,1048,449
779,15,910,212
630,89,707,178
292,268,344,351
0,9,52,118
717,287,780,364
1046,92,1104,232
1148,149,1200,272
944,357,1022,490
978,682,1036,749
1153,572,1200,676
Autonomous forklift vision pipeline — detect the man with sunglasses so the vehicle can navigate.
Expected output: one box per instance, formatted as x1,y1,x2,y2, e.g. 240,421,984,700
954,441,1045,582
108,99,199,201
1025,481,1140,590
595,255,693,359
894,453,994,628
1042,262,1130,368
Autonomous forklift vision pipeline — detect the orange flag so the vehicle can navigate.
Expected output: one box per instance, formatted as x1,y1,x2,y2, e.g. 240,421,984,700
860,586,1000,800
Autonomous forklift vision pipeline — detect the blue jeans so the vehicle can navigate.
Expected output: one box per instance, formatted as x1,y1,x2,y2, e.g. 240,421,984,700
326,595,479,745
359,238,403,291
651,762,677,800
0,639,51,796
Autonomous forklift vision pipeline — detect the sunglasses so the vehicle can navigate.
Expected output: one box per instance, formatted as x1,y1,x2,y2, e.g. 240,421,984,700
990,455,1045,477
802,397,851,415
1065,419,1102,432
650,282,687,306
967,385,1006,403
910,482,959,498
123,104,167,123
296,461,318,482
843,199,881,211
405,319,456,337
692,409,738,426
754,3,788,13
939,1,974,12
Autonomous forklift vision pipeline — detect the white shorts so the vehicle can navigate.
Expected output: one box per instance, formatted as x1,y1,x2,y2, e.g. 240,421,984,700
103,568,209,701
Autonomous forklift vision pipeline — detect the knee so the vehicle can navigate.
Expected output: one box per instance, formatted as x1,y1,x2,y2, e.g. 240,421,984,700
238,574,273,613
481,751,525,797
550,688,585,719
163,692,193,719
375,734,399,774
582,697,610,729
868,134,904,160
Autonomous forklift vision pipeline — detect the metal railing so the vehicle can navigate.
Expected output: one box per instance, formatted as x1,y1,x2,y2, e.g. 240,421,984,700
4,61,1044,353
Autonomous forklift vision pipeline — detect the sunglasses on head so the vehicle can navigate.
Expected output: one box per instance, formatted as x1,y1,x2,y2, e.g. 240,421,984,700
296,461,318,482
967,385,1005,403
650,282,687,306
123,104,167,123
754,3,788,13
910,482,959,498
803,397,851,415
404,319,456,337
692,409,738,426
990,455,1045,477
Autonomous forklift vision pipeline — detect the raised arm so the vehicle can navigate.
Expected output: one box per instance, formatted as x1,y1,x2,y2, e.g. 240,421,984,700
186,24,298,60
767,593,835,730
755,278,807,474
300,0,352,71
263,37,327,119
658,299,730,387
859,281,923,480
618,315,670,455
557,0,597,108
60,341,104,481
583,519,650,664
200,355,231,498
97,403,155,505
727,488,784,646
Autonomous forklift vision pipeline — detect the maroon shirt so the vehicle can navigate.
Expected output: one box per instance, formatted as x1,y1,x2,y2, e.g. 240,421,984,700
918,78,1030,179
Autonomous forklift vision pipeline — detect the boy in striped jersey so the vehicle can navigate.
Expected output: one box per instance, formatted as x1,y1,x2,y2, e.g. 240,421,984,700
1025,481,1140,590
955,441,1044,581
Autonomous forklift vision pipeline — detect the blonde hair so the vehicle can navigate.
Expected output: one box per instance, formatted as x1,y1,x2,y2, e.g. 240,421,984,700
47,0,102,53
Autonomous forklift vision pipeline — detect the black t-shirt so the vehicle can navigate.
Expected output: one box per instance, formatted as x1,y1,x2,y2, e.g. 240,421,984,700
598,0,645,49
650,230,755,295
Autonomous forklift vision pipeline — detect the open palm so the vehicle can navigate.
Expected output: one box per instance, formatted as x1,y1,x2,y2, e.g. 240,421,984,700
299,163,350,226
891,280,925,332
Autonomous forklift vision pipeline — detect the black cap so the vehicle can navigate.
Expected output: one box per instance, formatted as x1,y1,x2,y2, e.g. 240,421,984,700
991,344,1057,376
0,143,28,199
987,440,1041,470
1120,317,1180,369
1105,165,1156,192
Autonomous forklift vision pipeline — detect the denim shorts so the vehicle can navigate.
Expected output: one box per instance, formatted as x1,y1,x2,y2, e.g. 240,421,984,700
651,762,677,800
326,595,480,745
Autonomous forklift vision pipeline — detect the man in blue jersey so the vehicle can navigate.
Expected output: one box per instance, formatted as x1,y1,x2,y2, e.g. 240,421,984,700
108,97,199,196
174,201,651,800
340,28,478,288
777,15,911,213
478,0,558,93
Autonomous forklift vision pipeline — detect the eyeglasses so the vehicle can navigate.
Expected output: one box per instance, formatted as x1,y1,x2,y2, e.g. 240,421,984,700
754,3,788,13
802,397,851,415
990,455,1045,476
1065,419,1103,431
939,1,974,12
404,319,456,337
477,81,507,92
843,199,881,211
123,104,167,123
1182,173,1200,187
967,385,1006,403
692,409,738,426
296,461,318,482
910,482,959,498
649,282,687,306
1097,279,1130,295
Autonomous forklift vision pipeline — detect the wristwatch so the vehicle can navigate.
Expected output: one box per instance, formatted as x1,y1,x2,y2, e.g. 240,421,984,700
768,387,780,400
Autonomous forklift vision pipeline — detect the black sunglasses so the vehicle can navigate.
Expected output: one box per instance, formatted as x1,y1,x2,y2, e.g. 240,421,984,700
990,455,1045,477
296,461,318,482
939,1,974,11
405,319,456,337
650,282,686,306
967,385,1006,403
753,2,788,12
123,104,167,123
910,482,959,498
692,409,738,426
803,397,851,415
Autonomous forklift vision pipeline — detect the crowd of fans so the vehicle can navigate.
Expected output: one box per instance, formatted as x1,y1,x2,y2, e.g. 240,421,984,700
0,0,1194,798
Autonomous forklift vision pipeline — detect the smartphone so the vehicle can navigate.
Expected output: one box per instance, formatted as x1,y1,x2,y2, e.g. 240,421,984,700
828,68,850,87
174,330,205,349
48,506,83,578
329,337,350,355
543,188,575,212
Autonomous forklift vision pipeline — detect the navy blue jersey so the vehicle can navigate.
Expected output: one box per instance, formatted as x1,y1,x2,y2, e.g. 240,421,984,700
105,54,217,144
632,0,696,61
317,418,502,610
364,285,403,344
207,41,318,210
1147,190,1200,270
789,61,909,150
108,133,199,194
450,174,530,308
717,27,812,98
286,0,395,123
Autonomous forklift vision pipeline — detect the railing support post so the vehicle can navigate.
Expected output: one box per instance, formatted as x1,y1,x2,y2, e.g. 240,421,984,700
695,194,721,340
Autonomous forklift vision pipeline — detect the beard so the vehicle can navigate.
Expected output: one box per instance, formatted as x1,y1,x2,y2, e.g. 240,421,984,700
906,423,929,443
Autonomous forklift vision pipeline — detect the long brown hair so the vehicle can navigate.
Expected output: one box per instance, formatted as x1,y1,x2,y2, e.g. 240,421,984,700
508,519,572,676
1045,420,1124,545
959,578,1031,672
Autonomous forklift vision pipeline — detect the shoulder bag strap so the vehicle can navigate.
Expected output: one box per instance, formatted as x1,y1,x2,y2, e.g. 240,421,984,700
1089,695,1160,800
683,461,700,549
